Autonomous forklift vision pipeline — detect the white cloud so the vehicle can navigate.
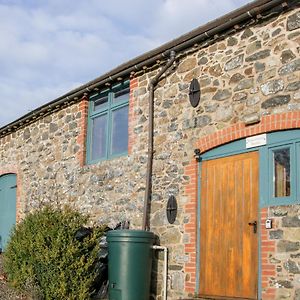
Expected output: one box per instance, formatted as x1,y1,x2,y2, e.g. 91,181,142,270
0,80,75,125
0,0,251,127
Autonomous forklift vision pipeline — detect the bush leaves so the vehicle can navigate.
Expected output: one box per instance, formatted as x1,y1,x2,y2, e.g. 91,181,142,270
3,206,105,300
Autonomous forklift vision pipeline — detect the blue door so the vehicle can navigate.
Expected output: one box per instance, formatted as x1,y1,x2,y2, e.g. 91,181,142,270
0,174,17,251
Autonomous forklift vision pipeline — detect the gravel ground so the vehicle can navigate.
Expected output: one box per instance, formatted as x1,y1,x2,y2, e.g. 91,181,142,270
0,254,28,300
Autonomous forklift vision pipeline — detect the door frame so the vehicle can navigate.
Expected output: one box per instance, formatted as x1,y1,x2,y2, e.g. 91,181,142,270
199,152,259,299
196,129,300,299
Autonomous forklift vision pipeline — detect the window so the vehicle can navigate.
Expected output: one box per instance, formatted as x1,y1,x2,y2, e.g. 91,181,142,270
266,134,299,206
273,147,291,198
268,144,294,204
87,82,129,163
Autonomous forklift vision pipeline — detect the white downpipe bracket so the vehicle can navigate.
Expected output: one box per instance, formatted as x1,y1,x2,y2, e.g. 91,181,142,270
152,245,168,300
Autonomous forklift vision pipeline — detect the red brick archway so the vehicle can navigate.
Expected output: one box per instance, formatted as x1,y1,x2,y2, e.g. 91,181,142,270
183,111,300,295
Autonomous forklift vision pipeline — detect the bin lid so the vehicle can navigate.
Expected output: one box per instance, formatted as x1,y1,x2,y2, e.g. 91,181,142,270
107,229,155,243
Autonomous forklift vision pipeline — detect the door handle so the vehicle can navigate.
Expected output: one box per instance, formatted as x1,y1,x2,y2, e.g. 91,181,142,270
248,221,257,233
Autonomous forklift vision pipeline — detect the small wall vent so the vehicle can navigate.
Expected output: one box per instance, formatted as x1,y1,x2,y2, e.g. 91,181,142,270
166,195,177,224
189,78,200,108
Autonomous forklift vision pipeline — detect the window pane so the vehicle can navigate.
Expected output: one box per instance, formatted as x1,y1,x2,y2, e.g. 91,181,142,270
111,106,128,155
273,148,290,197
113,88,129,104
91,114,107,160
93,96,108,111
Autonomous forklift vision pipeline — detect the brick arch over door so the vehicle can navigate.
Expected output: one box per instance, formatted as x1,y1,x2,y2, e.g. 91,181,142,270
182,111,300,294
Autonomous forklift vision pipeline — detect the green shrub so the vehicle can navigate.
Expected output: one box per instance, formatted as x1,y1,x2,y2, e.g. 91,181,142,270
3,205,106,300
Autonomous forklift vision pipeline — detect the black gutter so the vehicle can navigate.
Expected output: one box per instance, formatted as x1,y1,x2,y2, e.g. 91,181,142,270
142,51,177,231
0,0,290,137
169,0,287,55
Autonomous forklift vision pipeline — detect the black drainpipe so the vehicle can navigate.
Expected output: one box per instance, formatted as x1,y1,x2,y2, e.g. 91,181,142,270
142,50,176,231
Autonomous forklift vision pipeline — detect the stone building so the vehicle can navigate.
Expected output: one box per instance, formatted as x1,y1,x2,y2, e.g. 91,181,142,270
0,0,299,299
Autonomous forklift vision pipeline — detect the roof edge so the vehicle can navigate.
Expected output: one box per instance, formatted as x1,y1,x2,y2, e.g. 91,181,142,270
0,0,294,137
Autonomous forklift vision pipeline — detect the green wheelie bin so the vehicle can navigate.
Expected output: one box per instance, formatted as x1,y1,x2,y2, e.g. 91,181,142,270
107,230,155,300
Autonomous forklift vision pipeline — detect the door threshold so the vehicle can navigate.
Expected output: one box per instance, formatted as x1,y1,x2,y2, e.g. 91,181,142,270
195,295,256,300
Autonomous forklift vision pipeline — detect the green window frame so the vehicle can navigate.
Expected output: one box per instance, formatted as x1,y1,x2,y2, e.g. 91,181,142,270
87,81,129,164
268,143,295,205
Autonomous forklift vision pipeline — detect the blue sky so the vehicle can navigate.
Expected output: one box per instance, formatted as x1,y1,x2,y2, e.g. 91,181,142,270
0,0,252,127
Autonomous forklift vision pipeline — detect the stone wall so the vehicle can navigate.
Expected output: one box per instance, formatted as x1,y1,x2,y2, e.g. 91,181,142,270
0,101,147,228
0,4,299,300
261,206,300,300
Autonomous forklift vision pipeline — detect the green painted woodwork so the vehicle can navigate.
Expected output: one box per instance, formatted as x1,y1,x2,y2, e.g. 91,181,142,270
201,129,300,207
0,174,17,251
87,81,130,164
107,230,155,300
268,144,294,204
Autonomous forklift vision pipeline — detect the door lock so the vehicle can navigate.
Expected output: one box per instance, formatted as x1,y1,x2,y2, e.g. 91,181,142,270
248,221,257,233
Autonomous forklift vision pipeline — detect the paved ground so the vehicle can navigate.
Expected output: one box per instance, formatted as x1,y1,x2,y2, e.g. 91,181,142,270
0,254,28,300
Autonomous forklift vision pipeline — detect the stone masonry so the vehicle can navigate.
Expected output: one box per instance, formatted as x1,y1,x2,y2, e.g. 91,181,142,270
0,3,299,300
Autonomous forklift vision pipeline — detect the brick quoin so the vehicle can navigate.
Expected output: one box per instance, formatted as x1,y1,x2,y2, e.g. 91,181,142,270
128,78,138,155
183,159,197,293
0,165,22,222
76,95,89,167
261,207,276,300
183,112,300,296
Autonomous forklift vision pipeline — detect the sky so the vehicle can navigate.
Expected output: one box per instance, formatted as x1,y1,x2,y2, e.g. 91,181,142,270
0,0,252,127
